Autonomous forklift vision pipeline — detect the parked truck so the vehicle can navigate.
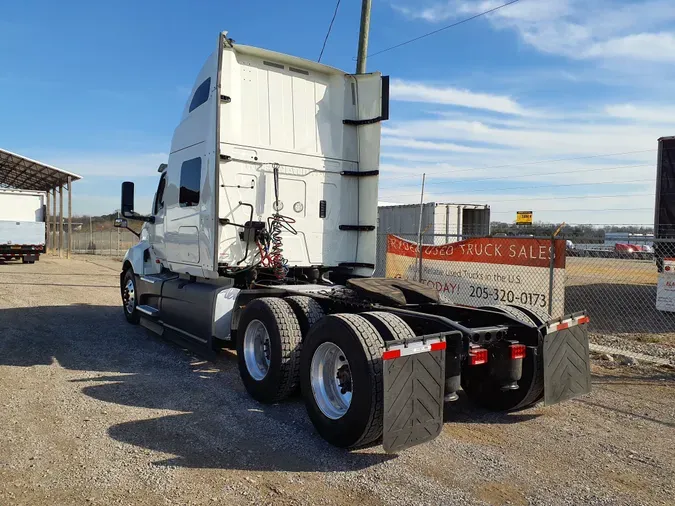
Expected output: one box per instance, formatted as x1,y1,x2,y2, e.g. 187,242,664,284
115,32,591,453
0,189,45,263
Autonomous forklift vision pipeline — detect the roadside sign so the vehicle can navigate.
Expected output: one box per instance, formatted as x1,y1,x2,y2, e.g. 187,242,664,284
516,211,533,225
386,235,566,317
657,258,675,311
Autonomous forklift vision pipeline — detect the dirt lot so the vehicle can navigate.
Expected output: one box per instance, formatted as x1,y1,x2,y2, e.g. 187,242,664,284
1,256,674,506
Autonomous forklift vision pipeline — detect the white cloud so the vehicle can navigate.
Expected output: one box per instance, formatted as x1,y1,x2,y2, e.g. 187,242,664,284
392,0,675,63
377,87,661,226
605,103,675,123
390,79,531,116
381,136,488,153
383,116,662,157
584,32,675,62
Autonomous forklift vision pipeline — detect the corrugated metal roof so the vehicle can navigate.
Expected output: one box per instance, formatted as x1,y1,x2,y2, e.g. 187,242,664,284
0,148,82,191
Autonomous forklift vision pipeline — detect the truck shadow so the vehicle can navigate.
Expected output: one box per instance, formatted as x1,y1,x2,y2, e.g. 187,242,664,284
0,304,392,471
443,397,540,425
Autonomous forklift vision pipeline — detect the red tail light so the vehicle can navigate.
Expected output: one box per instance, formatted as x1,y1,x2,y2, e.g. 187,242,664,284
510,344,526,360
469,348,488,366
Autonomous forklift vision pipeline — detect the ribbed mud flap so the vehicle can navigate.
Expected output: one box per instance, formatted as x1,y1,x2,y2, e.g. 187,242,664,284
382,338,445,453
543,323,592,406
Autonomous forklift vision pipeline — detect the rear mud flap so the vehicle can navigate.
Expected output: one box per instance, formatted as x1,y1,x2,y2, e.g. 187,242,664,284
382,337,446,453
543,323,591,406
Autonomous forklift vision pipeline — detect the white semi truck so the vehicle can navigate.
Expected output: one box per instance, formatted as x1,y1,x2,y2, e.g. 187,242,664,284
0,189,46,263
116,32,591,453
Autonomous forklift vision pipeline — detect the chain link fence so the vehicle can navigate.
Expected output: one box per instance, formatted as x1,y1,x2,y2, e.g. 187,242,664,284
375,232,675,360
65,228,139,258
63,221,675,357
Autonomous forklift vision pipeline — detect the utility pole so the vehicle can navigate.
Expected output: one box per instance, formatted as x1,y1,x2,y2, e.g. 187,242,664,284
356,0,372,74
417,173,426,282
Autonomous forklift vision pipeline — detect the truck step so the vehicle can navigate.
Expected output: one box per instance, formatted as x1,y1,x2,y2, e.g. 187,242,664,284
137,305,159,317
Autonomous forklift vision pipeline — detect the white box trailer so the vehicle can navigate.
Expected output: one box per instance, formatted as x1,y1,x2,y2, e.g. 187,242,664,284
375,203,490,276
378,202,490,241
114,31,591,454
0,189,46,263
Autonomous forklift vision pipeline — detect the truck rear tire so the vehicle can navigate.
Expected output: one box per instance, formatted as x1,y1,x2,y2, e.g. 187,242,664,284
285,296,325,340
121,268,141,324
360,311,416,342
300,314,385,448
236,298,302,403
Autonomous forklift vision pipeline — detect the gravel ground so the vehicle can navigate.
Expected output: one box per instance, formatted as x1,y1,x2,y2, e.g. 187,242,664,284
589,333,675,365
1,255,674,506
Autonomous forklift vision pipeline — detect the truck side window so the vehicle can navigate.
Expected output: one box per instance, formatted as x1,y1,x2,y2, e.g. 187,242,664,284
189,77,211,112
179,158,202,207
153,174,167,215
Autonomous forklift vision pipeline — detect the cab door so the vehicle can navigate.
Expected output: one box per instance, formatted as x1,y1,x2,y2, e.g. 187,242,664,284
165,152,202,266
148,172,167,260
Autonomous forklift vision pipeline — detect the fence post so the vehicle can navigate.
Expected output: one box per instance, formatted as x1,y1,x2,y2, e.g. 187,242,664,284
110,227,113,256
548,234,555,316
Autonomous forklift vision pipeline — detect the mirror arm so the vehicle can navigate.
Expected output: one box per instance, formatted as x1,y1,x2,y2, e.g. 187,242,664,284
123,211,155,224
126,227,141,239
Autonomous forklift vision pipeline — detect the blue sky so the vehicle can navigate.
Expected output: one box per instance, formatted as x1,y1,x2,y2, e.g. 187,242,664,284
1,0,673,224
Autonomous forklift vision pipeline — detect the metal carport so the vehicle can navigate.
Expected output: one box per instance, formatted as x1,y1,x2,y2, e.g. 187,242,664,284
0,148,82,258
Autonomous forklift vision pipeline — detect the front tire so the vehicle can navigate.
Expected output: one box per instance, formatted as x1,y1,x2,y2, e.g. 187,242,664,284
121,268,140,324
236,298,302,403
301,314,385,448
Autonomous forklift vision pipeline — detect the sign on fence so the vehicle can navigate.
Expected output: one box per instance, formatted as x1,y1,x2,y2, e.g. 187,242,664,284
386,235,566,317
516,211,533,224
656,257,675,312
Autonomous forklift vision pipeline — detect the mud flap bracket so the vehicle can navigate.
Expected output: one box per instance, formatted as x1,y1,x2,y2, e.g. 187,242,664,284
382,334,450,453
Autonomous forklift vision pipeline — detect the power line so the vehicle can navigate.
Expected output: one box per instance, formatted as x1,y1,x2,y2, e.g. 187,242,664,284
491,207,653,214
380,177,650,200
379,164,652,196
484,192,655,204
383,163,650,189
367,0,523,59
381,149,655,182
318,0,342,62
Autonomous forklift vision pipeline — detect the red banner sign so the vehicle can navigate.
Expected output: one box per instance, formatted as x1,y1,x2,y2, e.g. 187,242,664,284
387,235,566,269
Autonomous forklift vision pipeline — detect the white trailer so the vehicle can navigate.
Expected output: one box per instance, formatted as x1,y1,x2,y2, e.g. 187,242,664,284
115,32,592,453
0,189,46,263
375,203,490,276
378,202,490,241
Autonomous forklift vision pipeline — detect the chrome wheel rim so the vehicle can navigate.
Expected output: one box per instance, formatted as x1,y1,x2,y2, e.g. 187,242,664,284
310,342,352,420
123,278,135,314
243,319,271,381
